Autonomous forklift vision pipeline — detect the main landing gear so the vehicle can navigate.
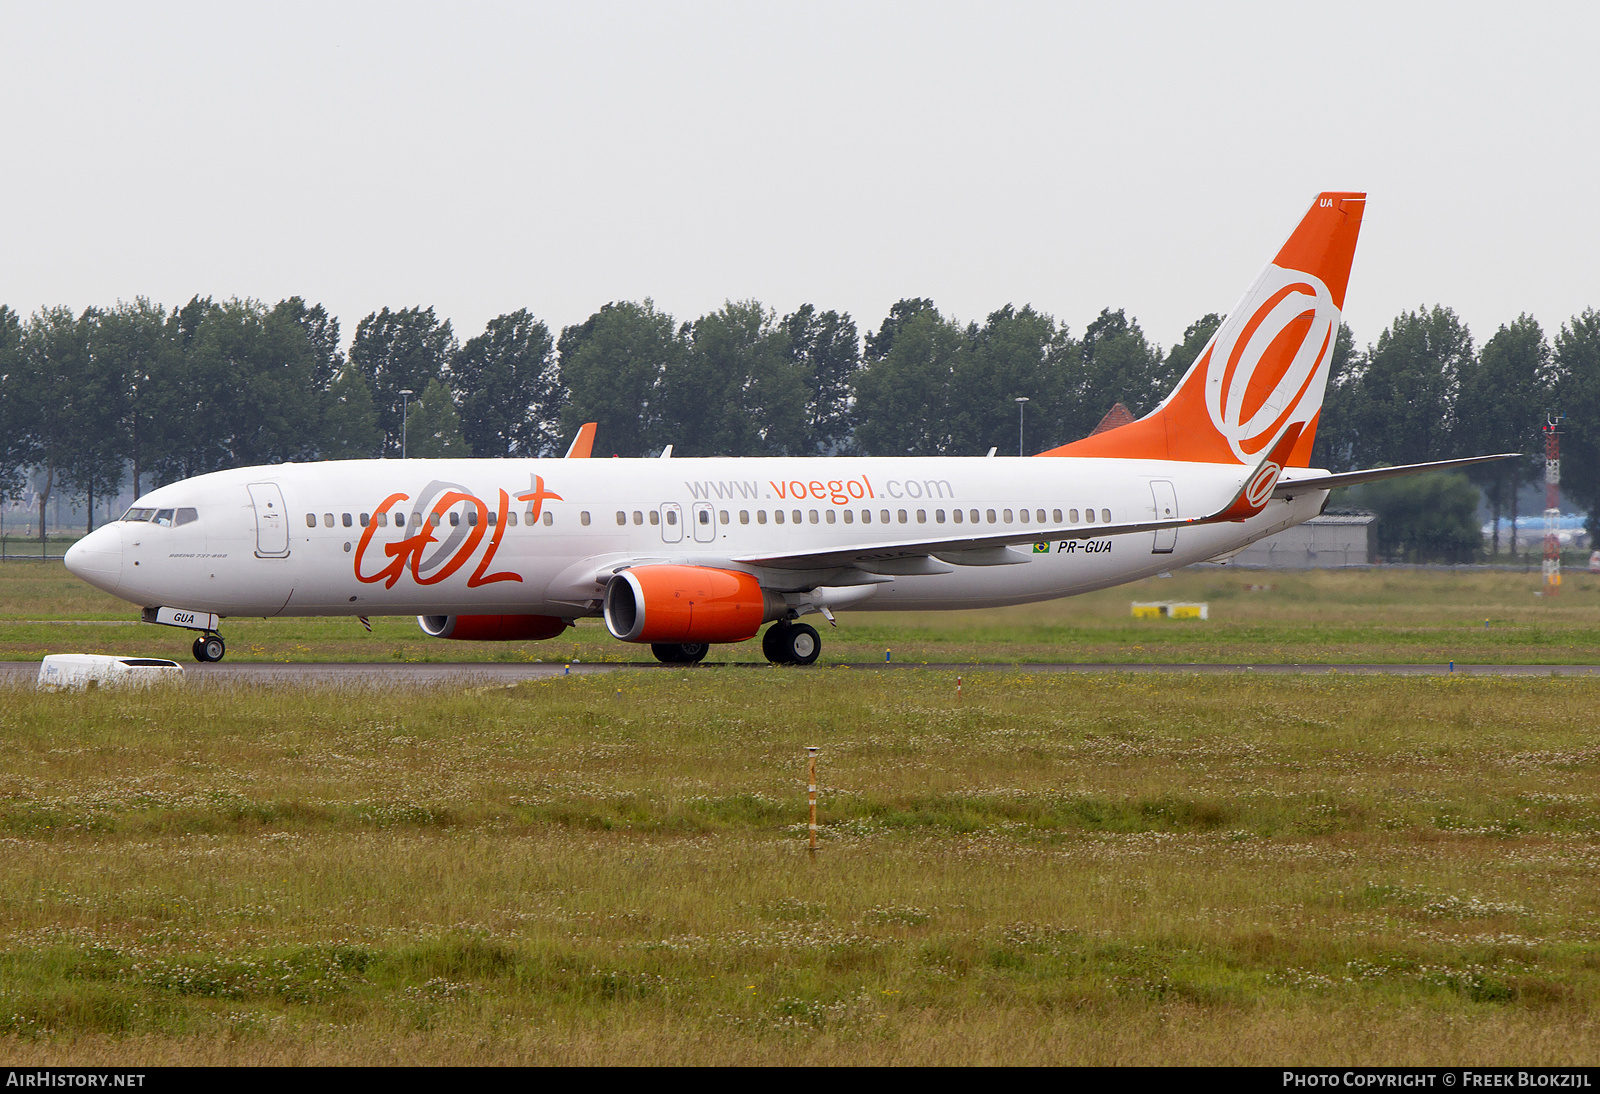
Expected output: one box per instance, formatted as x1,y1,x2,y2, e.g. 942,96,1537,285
762,620,820,666
192,633,226,663
651,642,709,664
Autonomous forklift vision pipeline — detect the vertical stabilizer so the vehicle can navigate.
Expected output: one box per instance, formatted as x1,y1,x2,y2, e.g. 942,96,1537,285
1041,192,1365,465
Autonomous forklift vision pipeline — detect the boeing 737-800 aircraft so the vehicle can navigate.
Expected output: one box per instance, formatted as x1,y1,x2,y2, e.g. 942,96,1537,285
64,193,1510,665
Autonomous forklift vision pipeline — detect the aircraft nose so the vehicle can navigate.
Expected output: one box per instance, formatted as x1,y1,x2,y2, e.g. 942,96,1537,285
64,525,123,592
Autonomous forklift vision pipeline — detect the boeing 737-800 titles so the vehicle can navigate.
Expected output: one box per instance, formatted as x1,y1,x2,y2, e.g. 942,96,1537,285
64,193,1511,665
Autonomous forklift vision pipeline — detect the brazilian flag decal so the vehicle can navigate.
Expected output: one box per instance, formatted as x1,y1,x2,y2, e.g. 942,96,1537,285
1033,542,1051,554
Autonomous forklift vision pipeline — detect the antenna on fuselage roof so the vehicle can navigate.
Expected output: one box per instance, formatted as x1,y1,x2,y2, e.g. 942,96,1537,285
564,422,597,458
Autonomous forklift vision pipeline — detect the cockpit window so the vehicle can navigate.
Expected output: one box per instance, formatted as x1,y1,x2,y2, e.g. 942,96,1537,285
122,508,155,522
153,509,175,527
175,508,198,526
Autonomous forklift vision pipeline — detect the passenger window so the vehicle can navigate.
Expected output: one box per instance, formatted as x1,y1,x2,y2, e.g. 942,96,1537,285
175,508,198,526
720,510,730,524
1019,509,1030,524
543,511,553,526
1069,509,1079,522
825,510,835,524
897,510,907,524
1003,509,1013,523
666,510,677,526
507,511,518,527
1037,510,1047,523
792,510,802,524
616,511,626,526
581,511,591,526
320,513,331,527
740,511,750,525
154,509,175,527
952,509,962,524
341,513,352,527
411,513,422,528
935,509,945,523
449,512,460,527
487,511,497,526
1101,508,1112,523
633,511,643,525
1053,509,1062,523
986,509,996,524
843,510,853,524
649,511,659,526
970,510,980,523
774,510,784,525
305,514,316,528
698,510,710,525
467,510,479,527
757,510,767,524
359,513,370,527
376,512,387,527
916,510,926,523
808,510,818,524
861,510,871,524
431,513,442,527
1085,509,1095,523
881,510,891,523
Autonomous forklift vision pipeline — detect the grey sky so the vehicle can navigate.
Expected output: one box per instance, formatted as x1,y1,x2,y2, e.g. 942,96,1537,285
2,1,1596,357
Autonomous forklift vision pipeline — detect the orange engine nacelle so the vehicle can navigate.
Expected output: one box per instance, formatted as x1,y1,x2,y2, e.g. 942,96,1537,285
603,565,785,644
417,614,570,641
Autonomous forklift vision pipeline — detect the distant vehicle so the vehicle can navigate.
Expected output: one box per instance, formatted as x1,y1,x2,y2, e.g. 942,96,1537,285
65,192,1511,665
37,654,184,690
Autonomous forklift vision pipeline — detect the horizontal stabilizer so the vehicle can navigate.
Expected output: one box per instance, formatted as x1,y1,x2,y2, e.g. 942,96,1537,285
1273,453,1520,497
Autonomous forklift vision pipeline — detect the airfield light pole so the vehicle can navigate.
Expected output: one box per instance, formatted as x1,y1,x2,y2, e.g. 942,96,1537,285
1544,414,1564,597
399,389,414,459
1015,397,1029,457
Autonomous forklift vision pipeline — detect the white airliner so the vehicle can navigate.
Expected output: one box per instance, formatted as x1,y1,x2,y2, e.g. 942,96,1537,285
65,192,1509,665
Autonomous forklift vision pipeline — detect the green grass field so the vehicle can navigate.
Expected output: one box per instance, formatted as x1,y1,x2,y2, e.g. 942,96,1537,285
4,564,1600,1063
4,561,1600,665
3,669,1600,1064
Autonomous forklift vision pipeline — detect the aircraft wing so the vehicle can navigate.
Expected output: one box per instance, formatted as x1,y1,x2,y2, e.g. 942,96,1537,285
1273,453,1521,497
737,428,1305,573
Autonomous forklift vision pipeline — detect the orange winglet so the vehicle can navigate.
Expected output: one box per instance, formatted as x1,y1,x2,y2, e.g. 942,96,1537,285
1213,423,1303,522
1039,192,1364,466
564,422,597,459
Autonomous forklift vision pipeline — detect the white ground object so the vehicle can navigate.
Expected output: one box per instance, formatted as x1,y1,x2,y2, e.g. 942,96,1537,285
62,192,1513,666
37,654,185,690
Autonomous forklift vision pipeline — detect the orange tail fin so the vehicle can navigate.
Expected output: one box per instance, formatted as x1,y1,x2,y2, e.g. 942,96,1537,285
1041,192,1365,466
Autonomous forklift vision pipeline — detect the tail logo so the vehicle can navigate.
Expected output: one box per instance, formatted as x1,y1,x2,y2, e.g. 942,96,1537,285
1204,265,1338,463
1243,458,1284,509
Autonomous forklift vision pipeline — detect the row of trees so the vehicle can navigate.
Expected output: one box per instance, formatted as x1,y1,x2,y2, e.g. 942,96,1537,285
3,293,1599,544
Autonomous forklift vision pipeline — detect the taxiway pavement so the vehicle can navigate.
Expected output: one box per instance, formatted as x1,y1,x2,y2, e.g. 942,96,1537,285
4,660,1599,687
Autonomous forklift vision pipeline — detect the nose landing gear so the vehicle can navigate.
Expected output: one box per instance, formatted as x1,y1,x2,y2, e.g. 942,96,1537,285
762,621,820,666
192,633,226,663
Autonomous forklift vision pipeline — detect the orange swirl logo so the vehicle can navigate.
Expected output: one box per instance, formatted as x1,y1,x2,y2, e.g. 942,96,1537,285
1203,266,1337,463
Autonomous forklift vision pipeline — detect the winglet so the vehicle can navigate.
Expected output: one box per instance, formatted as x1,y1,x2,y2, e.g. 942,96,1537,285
564,423,597,459
1213,423,1303,521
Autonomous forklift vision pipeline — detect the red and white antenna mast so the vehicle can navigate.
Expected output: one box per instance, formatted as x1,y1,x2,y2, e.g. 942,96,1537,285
1544,414,1563,597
